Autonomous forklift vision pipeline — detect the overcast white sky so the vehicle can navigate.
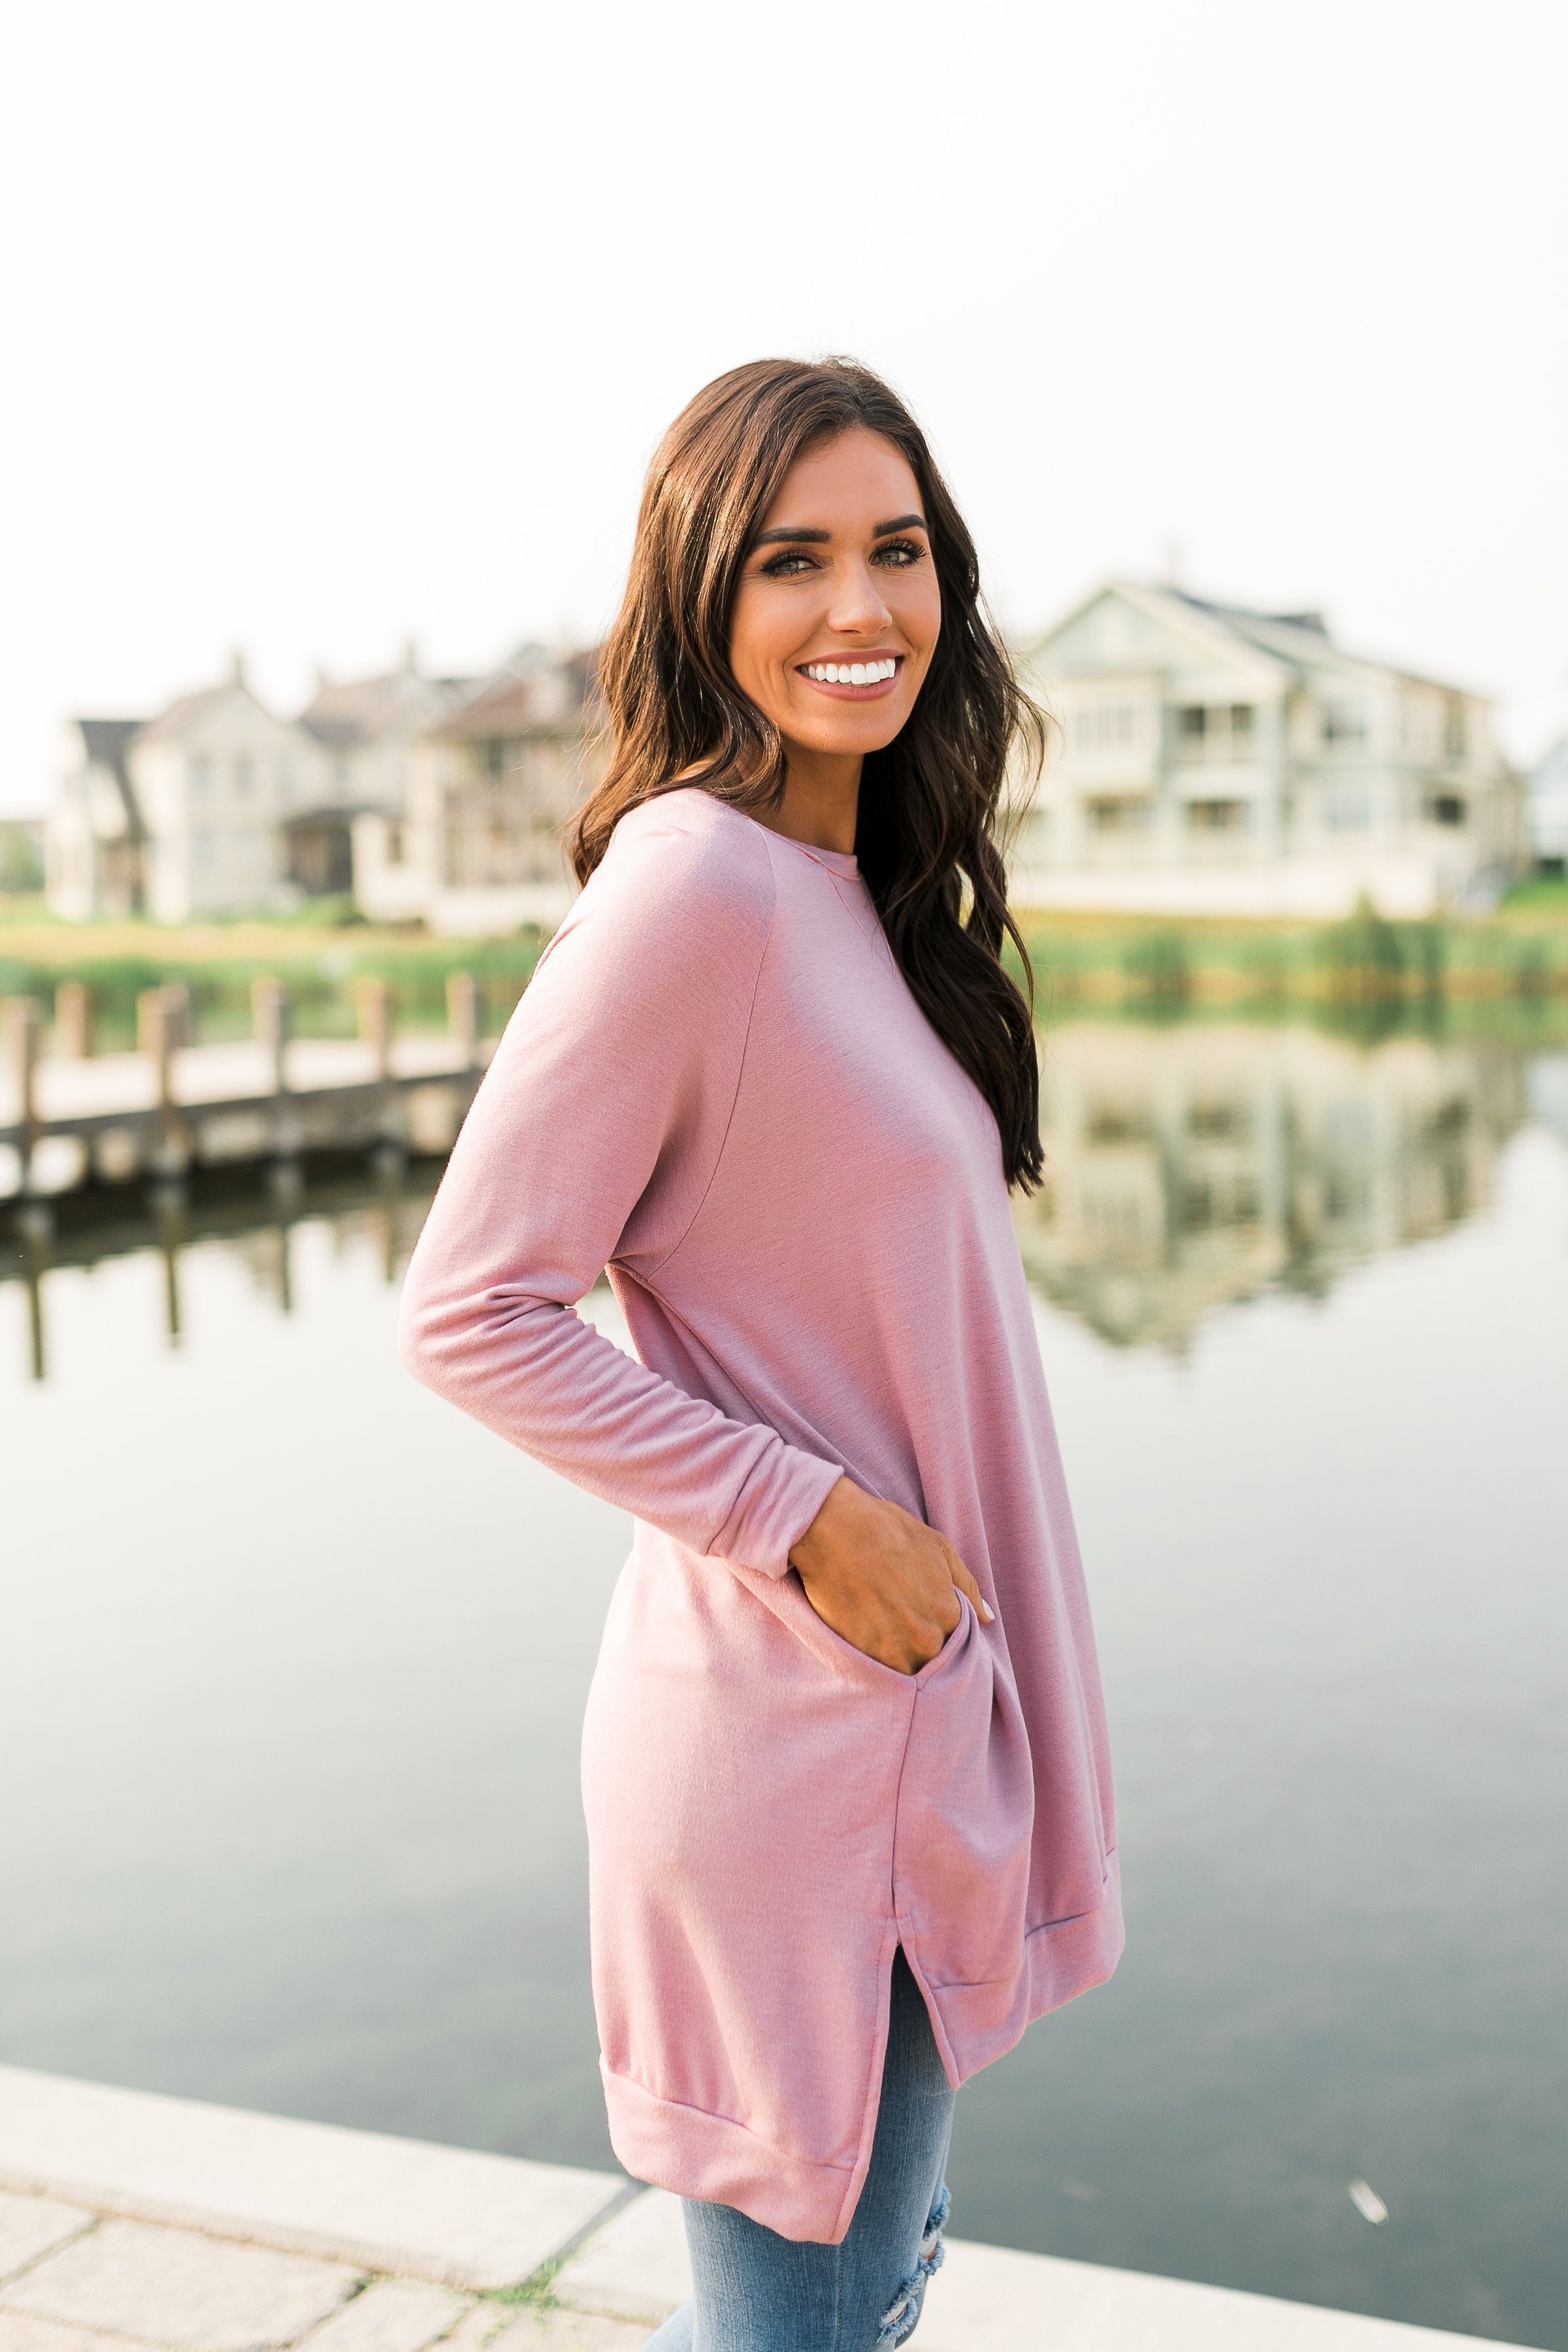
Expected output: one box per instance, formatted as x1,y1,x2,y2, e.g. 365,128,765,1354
1,0,1564,815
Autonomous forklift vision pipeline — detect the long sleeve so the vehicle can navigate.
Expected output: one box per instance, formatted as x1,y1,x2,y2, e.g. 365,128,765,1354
398,803,842,1576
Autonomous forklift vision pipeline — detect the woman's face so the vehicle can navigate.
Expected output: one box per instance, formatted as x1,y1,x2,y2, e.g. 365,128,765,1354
728,429,941,765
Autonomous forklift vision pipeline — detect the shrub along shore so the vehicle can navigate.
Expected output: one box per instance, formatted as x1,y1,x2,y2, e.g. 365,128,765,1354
3,883,1568,1053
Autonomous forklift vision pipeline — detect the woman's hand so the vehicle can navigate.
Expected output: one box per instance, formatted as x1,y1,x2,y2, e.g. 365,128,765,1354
788,1477,993,1676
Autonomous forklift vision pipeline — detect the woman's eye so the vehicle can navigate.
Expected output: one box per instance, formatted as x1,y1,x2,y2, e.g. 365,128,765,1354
872,539,924,567
760,551,819,578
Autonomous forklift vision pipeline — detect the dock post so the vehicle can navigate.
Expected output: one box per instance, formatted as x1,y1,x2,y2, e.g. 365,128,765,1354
137,985,191,1177
252,977,290,1096
150,1179,188,1348
446,970,479,1070
20,1215,50,1381
161,980,191,1053
54,980,94,1059
355,976,393,1081
3,995,42,1128
137,987,176,1109
3,997,43,1191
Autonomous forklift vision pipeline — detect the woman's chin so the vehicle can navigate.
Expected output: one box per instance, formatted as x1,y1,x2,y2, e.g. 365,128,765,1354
785,704,913,757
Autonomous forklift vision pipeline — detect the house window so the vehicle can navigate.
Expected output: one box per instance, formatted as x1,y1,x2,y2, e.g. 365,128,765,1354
234,755,253,796
1322,700,1367,744
1444,698,1466,760
1429,794,1467,827
484,739,509,777
1177,706,1254,762
1086,797,1152,832
1186,799,1249,831
190,758,212,798
1323,788,1372,830
194,830,215,871
386,824,406,866
1070,705,1138,751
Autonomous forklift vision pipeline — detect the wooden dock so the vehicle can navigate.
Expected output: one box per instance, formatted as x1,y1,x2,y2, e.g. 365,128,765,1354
1,977,492,1210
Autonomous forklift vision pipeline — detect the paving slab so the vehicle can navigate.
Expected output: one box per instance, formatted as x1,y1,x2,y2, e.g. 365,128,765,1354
557,2193,1535,2352
0,2201,95,2289
0,2070,624,2292
554,2193,689,2327
297,2283,470,2352
476,2317,650,2352
0,2217,357,2351
0,2314,148,2352
918,2234,1536,2351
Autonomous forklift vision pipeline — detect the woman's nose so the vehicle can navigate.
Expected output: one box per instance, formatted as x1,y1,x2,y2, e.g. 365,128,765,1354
827,561,892,635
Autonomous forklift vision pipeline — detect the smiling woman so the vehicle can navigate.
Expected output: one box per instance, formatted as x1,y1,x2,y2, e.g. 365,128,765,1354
401,358,1120,2352
570,357,1047,1194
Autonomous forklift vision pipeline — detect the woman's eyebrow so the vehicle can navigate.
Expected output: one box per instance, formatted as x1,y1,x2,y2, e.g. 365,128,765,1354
752,512,928,549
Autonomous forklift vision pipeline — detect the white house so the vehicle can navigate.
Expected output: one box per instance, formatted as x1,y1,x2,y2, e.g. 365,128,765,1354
301,648,472,914
46,719,147,919
1011,583,1525,917
374,644,602,934
47,657,331,923
125,658,329,921
46,648,481,924
1527,738,1568,874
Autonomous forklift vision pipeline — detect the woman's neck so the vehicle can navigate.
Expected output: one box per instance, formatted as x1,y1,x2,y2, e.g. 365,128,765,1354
759,744,861,856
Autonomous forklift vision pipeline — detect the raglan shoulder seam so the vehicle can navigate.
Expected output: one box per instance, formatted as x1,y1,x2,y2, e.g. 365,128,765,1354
640,802,779,1281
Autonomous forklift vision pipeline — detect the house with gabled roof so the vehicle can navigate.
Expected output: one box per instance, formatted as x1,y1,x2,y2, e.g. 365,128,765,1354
48,657,329,923
1011,583,1524,916
384,643,603,933
299,647,472,913
122,657,328,921
1527,738,1568,875
46,719,148,918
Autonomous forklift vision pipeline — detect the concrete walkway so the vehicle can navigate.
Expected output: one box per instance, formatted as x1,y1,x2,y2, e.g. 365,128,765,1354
0,2066,1529,2352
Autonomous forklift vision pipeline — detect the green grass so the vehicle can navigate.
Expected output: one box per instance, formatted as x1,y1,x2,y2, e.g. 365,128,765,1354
480,2256,563,2308
1500,871,1568,914
0,906,546,1049
5,890,1568,1053
1009,896,1568,1022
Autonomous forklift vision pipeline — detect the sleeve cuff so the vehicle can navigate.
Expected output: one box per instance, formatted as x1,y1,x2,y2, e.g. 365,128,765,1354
709,1445,845,1580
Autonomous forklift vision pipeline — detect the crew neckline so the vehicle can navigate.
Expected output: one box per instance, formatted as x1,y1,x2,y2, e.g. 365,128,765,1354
784,837,859,878
657,787,861,879
749,818,858,877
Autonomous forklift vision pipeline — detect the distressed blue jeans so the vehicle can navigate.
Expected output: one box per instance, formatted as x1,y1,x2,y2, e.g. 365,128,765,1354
643,1950,955,2351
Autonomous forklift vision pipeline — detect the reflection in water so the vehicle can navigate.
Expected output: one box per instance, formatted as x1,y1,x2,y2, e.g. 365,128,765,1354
5,1026,1567,2344
1,1163,440,1381
1018,1024,1528,1347
1,1029,1546,1377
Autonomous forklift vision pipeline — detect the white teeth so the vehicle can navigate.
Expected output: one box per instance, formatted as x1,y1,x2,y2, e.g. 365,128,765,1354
806,658,898,683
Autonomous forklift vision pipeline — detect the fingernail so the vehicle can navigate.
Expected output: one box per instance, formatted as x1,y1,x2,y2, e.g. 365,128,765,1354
981,1601,994,1622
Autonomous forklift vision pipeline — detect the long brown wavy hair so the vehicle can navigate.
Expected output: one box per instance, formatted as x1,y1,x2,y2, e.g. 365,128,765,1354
568,356,1045,1191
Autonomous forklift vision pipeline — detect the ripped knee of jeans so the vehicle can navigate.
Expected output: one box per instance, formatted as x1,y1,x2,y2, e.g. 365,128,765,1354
876,2183,950,2347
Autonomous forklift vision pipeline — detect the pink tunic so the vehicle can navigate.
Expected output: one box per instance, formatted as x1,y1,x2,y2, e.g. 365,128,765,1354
399,788,1122,2244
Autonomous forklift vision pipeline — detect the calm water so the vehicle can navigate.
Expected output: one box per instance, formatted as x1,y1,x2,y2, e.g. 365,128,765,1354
4,1021,1566,2347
